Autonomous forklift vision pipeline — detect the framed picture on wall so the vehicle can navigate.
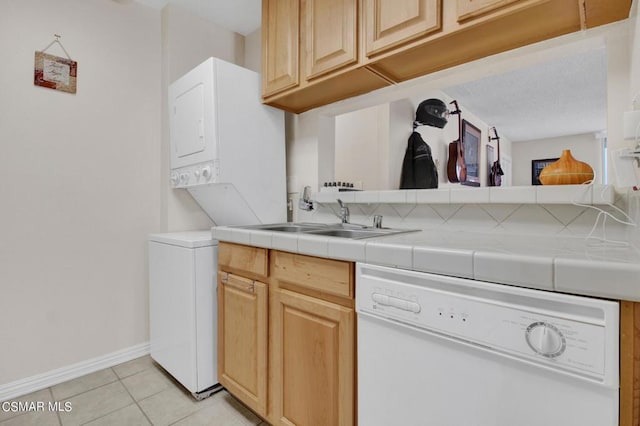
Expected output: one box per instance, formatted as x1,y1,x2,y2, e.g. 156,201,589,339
461,120,481,186
34,51,77,94
531,158,558,185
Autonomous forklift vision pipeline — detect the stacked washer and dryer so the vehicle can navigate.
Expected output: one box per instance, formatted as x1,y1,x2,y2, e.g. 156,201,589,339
148,58,285,398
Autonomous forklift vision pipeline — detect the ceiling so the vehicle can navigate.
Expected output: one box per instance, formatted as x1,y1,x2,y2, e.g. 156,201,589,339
133,0,261,35
442,48,608,142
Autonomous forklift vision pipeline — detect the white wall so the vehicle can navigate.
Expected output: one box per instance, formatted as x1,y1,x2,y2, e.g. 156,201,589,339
335,104,388,190
387,100,415,189
161,4,245,231
631,1,640,100
0,0,161,385
244,29,261,74
629,1,640,189
512,133,602,186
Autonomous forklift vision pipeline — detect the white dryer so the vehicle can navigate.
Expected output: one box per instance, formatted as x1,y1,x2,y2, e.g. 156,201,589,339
148,231,220,398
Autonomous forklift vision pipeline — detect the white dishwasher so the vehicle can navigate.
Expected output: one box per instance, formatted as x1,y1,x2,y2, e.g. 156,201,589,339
149,231,221,399
356,263,619,426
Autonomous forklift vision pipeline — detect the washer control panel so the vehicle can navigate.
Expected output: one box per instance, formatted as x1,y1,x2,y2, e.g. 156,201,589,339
171,160,219,188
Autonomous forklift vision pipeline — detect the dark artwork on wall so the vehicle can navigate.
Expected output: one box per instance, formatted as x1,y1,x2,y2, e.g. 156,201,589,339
531,158,559,185
461,119,481,187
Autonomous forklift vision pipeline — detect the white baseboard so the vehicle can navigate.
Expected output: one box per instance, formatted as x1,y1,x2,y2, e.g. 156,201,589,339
0,342,150,402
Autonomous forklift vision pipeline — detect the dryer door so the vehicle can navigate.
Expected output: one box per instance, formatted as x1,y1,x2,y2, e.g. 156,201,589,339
169,58,217,169
173,83,206,159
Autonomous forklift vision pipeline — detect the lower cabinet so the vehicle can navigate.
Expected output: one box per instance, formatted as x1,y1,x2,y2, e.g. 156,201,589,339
217,242,355,426
217,271,268,417
270,287,355,426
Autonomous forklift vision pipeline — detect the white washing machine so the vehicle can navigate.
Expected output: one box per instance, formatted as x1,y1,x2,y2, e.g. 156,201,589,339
148,231,221,398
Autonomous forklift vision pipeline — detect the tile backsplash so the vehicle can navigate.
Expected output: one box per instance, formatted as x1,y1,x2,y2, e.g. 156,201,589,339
299,191,639,248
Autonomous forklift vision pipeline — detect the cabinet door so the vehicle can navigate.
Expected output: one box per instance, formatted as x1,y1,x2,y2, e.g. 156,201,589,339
302,0,358,80
262,0,299,97
271,288,355,426
456,0,524,22
364,0,441,57
218,272,268,417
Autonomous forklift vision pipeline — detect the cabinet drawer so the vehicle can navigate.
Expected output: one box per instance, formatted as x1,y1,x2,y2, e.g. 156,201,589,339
271,250,354,298
219,242,268,277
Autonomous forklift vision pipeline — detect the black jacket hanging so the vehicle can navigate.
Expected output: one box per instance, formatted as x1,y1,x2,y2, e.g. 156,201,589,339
400,131,438,189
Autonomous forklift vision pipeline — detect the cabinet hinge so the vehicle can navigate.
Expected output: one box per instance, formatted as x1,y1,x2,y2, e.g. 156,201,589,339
221,272,229,283
248,281,255,293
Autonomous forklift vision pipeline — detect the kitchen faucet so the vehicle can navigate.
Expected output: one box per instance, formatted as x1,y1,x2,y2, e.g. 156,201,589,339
337,199,350,224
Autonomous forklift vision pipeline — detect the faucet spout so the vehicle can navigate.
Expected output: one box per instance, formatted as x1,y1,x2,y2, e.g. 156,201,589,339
336,199,350,224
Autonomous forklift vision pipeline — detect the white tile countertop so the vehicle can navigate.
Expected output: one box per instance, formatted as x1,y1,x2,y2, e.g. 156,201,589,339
211,225,640,302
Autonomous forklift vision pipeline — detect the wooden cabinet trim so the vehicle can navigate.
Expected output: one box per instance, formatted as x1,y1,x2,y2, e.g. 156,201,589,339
620,301,640,426
218,242,268,278
456,0,531,22
263,65,391,113
276,279,356,308
582,0,632,29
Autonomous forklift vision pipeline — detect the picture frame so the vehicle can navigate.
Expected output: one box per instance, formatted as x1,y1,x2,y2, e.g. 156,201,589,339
34,51,77,94
531,158,558,185
461,119,481,187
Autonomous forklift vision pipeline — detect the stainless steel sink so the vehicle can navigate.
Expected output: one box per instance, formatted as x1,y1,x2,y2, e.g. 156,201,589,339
234,223,328,233
304,229,392,239
233,222,418,239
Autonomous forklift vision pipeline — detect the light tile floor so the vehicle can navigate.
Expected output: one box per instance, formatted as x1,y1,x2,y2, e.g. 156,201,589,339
0,356,267,426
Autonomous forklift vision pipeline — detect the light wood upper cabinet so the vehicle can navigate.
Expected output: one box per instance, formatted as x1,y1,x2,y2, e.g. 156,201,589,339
302,0,358,80
261,0,631,113
217,272,268,417
364,0,441,57
262,0,299,97
270,287,355,426
456,0,530,22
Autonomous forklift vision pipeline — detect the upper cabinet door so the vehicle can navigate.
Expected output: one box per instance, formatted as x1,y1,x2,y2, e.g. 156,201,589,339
364,0,441,57
456,0,524,22
302,0,358,80
262,0,299,97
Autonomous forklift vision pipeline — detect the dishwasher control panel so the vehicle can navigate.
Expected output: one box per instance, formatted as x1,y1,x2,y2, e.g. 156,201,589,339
357,264,619,385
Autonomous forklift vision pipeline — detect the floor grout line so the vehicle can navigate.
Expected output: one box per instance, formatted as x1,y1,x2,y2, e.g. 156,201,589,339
114,367,155,426
2,357,259,426
51,371,120,402
51,387,63,426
